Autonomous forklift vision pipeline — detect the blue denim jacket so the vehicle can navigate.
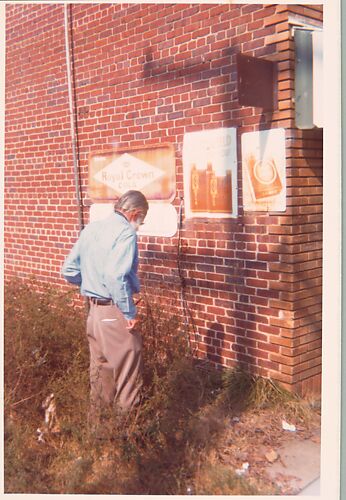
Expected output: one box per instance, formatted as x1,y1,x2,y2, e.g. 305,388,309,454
61,211,140,320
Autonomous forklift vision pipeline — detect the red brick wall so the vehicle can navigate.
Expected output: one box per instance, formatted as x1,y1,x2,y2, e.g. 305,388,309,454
5,4,79,279
5,4,323,396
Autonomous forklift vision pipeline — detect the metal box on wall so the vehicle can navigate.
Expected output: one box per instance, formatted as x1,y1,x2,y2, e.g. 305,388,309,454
294,28,323,129
237,53,277,110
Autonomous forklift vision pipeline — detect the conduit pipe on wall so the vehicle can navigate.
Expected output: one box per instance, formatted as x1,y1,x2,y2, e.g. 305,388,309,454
64,4,84,231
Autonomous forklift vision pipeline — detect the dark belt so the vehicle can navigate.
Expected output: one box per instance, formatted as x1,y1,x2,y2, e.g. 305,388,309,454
89,297,113,306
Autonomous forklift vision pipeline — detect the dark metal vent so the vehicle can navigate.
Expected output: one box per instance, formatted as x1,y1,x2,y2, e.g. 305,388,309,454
237,53,277,110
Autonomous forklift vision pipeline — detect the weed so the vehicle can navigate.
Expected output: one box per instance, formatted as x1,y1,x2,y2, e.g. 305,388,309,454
4,278,88,420
194,463,261,495
218,368,299,409
4,278,319,495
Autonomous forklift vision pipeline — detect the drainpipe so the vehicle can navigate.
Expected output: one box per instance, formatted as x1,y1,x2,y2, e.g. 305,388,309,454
63,4,84,231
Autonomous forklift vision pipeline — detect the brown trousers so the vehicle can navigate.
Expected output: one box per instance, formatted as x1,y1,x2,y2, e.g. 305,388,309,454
86,301,143,419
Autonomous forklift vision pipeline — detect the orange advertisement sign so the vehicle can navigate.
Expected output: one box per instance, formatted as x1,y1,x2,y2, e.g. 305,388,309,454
183,128,238,219
88,144,176,202
242,129,286,212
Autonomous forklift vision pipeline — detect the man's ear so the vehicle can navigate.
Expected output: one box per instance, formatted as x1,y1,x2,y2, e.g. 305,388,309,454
133,208,144,219
127,209,141,222
126,209,136,222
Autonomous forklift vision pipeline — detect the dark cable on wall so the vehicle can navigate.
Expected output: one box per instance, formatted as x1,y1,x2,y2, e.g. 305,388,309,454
64,4,87,314
177,197,200,355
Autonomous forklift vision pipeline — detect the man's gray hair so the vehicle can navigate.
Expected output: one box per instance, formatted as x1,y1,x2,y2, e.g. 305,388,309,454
114,190,149,213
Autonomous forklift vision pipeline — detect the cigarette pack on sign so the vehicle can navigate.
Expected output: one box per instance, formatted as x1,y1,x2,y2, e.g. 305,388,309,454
246,155,282,200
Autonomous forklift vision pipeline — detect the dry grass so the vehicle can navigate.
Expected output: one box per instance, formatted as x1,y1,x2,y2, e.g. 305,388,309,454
4,278,319,495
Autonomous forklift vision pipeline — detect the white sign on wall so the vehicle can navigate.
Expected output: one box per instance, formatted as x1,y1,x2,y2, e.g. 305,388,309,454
89,203,178,238
93,153,164,194
241,128,286,212
183,128,238,219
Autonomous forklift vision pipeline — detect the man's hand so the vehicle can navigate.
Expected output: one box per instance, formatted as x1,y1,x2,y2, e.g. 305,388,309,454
126,318,138,331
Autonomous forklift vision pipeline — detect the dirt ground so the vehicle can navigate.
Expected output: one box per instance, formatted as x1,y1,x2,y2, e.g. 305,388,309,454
86,399,321,495
199,404,321,495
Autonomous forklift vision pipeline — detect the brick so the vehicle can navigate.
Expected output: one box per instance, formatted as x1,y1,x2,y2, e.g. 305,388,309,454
5,3,323,397
263,12,288,27
253,6,277,21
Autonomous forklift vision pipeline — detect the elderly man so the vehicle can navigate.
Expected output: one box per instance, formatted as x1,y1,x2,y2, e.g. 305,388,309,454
62,190,149,427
